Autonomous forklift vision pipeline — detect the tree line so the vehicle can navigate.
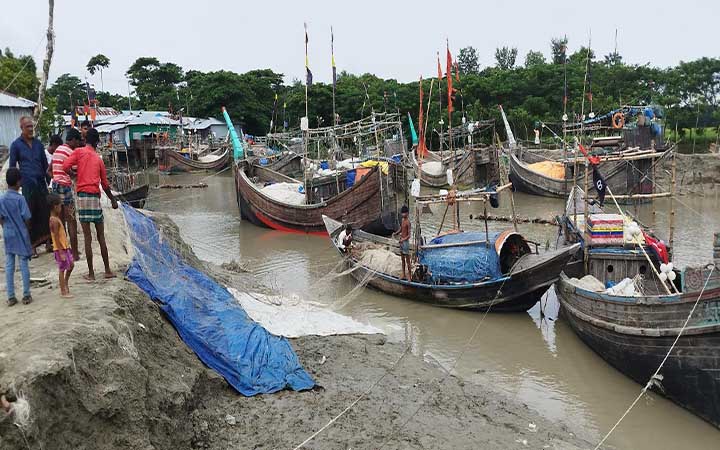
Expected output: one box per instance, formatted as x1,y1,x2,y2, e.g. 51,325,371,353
2,39,719,148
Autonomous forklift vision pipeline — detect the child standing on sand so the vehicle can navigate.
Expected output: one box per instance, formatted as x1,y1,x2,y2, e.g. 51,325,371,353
0,168,33,306
48,194,74,298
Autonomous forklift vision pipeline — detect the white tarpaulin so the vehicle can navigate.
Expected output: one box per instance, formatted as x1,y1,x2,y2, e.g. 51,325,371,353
228,288,382,338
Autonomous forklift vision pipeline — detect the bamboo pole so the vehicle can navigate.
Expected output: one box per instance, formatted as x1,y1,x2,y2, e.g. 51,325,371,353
583,161,590,273
669,150,676,252
509,188,518,232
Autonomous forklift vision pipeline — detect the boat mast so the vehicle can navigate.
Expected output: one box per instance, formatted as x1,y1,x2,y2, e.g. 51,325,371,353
562,34,569,195
437,52,444,153
669,126,677,252
303,23,311,203
580,32,592,272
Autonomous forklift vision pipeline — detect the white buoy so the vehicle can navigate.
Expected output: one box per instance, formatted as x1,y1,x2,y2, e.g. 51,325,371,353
668,271,677,282
659,272,668,282
660,263,669,273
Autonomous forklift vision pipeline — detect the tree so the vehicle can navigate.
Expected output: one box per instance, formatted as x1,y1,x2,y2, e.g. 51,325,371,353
47,73,85,113
0,48,39,100
457,47,480,75
495,47,518,70
551,37,568,64
604,51,622,66
35,0,54,124
126,57,183,110
524,51,546,68
87,54,110,91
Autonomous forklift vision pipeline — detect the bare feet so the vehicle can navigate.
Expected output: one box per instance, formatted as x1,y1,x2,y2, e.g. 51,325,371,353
82,274,96,282
1,394,11,413
61,293,74,299
103,272,117,279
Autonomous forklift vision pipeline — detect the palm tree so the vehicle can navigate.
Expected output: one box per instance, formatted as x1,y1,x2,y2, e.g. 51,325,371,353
87,54,110,91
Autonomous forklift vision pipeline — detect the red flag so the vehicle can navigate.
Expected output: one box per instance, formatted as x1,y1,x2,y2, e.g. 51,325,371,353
643,231,669,264
437,54,443,82
578,144,601,165
446,45,454,113
418,77,427,158
454,60,460,82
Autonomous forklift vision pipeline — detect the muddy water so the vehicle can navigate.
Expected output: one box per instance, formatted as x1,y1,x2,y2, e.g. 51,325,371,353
146,171,720,450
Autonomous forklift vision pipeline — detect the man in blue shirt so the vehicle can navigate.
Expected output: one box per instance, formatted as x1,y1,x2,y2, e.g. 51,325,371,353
9,116,50,255
0,168,33,306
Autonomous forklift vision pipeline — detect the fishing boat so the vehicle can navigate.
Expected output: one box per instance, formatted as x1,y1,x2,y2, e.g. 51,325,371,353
554,147,720,427
411,146,500,189
116,183,150,209
158,145,230,173
507,106,670,200
323,212,580,311
235,159,401,235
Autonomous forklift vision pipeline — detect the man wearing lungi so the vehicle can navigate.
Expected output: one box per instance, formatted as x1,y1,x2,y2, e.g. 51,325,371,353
62,128,118,281
9,116,51,256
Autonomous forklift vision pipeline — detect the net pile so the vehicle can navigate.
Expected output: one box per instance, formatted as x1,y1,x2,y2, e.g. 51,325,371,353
421,161,444,176
260,182,306,205
354,245,403,279
528,161,565,180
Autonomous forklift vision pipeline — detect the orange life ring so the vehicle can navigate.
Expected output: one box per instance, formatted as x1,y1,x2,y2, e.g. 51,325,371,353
612,112,625,129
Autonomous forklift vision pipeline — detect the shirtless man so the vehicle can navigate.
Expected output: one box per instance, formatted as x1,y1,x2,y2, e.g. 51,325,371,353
394,205,412,281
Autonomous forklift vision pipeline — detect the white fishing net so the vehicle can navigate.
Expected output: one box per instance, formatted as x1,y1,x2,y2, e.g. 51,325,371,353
260,182,306,205
421,161,444,176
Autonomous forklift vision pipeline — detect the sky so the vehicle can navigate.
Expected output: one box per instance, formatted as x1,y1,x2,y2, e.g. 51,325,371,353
2,0,718,96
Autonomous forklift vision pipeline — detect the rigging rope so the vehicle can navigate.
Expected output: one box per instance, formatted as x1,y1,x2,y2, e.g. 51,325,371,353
593,263,716,450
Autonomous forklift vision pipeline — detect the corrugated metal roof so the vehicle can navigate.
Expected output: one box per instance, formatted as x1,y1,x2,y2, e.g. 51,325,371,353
95,123,127,133
0,91,36,108
73,106,120,116
185,117,225,130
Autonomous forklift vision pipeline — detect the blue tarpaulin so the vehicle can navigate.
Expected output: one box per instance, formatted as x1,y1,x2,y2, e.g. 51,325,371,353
419,232,502,284
121,205,315,396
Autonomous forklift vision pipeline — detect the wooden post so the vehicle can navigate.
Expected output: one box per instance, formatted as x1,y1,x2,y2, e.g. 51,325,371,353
651,162,656,223
669,150,676,253
583,160,590,273
509,188,518,232
483,201,489,245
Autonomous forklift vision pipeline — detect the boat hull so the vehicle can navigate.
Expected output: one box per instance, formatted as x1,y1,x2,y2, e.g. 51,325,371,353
508,150,655,200
556,274,720,427
159,147,230,173
116,184,149,209
323,216,580,311
234,161,399,236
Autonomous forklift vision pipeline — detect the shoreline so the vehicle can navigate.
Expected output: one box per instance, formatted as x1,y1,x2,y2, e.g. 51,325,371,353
0,206,590,449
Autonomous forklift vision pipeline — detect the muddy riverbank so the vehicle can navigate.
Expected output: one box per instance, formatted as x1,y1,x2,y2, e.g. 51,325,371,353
0,206,589,449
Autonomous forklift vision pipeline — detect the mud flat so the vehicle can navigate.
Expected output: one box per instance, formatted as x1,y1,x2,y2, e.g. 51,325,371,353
0,207,589,450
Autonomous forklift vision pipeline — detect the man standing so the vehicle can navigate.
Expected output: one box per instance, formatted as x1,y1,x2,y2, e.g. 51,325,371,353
393,205,412,282
9,116,50,254
51,129,82,260
80,120,91,144
62,128,118,280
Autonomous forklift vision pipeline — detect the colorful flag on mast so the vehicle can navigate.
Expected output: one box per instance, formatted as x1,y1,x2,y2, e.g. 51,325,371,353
331,27,337,88
304,23,313,86
437,53,443,82
454,60,460,82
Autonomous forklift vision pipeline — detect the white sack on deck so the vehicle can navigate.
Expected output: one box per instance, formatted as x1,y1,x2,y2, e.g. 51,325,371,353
260,182,306,205
228,287,382,338
421,161,444,176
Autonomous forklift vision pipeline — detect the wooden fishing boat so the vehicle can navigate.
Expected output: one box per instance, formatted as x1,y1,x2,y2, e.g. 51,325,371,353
234,159,401,236
116,183,149,209
508,147,665,199
556,260,720,428
158,146,230,173
324,215,580,311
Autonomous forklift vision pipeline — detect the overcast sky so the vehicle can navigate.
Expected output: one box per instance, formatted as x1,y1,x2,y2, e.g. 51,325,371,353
2,0,718,96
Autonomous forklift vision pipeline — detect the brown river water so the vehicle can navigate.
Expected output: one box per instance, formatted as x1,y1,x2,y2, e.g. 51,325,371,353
146,170,720,450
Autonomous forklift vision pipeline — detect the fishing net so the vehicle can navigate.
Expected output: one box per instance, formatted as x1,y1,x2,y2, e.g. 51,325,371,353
259,182,306,205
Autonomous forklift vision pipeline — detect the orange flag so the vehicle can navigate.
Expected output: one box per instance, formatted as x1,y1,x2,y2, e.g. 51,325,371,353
418,77,427,158
446,45,454,113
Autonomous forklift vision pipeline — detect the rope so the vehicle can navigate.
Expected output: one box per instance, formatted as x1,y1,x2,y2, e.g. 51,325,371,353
593,263,716,450
2,34,46,93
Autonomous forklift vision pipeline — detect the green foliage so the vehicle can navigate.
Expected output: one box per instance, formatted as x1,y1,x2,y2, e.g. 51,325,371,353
0,48,39,100
36,95,62,140
550,37,568,64
604,51,622,67
86,54,110,75
524,51,546,68
126,57,184,111
495,47,518,70
46,73,84,113
458,47,480,75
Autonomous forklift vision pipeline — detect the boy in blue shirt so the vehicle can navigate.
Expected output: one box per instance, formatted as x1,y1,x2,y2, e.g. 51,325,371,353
0,168,33,306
